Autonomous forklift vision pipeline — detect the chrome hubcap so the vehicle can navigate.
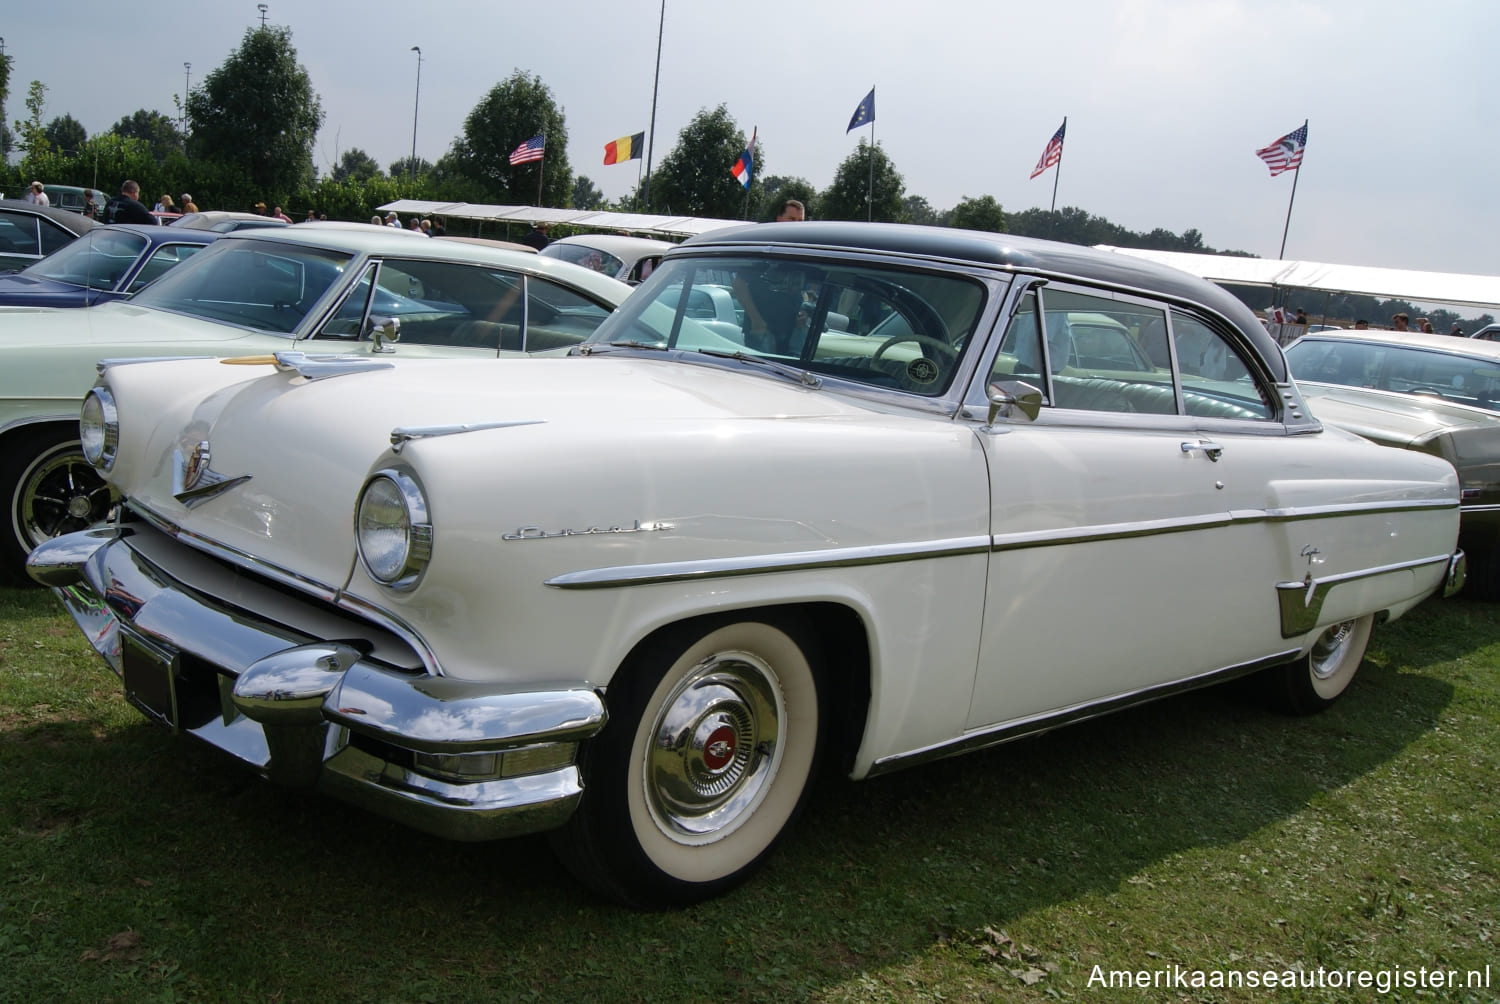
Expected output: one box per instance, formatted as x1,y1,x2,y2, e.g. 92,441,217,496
1309,619,1357,680
645,652,784,843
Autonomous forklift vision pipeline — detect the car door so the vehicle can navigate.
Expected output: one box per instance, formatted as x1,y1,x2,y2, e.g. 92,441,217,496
964,283,1292,730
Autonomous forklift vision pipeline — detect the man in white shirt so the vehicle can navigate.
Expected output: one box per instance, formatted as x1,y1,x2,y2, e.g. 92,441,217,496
24,181,50,207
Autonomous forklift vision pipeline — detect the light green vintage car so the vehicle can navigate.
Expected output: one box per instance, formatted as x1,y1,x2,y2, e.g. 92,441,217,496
0,223,632,584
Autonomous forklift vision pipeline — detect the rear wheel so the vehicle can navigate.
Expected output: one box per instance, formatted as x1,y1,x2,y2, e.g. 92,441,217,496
553,615,823,907
1261,615,1373,714
1,427,114,587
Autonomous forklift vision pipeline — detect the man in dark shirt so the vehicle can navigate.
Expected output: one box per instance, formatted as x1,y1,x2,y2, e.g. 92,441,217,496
103,181,157,225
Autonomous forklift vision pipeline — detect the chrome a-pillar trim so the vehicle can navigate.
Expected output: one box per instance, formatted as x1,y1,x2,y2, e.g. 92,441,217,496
868,650,1298,777
1275,551,1459,638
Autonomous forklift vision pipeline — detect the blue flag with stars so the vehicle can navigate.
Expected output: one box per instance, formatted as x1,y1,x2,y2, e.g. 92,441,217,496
847,88,875,132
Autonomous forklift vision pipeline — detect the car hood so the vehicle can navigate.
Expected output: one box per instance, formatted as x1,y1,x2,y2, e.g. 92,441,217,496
1297,381,1500,447
107,354,920,588
0,301,263,348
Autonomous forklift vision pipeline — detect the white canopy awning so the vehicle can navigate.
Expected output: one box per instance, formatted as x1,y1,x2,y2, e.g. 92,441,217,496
377,201,744,240
1095,245,1500,310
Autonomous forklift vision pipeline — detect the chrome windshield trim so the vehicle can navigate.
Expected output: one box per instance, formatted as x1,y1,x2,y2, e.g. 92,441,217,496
126,502,442,674
868,649,1299,777
544,536,992,590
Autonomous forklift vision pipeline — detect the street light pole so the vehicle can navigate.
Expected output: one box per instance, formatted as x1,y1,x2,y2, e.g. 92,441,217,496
182,63,191,137
409,46,422,182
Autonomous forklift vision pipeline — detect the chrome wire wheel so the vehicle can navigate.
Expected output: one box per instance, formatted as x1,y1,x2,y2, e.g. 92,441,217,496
642,651,785,844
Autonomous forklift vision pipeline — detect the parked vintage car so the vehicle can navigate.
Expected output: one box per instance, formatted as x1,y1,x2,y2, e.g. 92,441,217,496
31,222,1463,907
0,224,219,307
1285,329,1500,596
169,211,292,233
540,233,675,284
0,198,97,272
0,225,632,583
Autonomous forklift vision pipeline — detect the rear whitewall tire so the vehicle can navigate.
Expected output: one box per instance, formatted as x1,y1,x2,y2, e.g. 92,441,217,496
1265,614,1374,714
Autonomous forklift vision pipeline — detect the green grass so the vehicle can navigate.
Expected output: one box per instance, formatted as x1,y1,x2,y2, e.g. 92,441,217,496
1,586,1496,1003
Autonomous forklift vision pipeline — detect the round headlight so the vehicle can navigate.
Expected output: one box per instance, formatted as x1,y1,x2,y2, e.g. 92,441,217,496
355,469,432,589
80,387,119,470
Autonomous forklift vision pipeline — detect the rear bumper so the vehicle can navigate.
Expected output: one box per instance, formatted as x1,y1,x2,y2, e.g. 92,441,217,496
28,525,605,842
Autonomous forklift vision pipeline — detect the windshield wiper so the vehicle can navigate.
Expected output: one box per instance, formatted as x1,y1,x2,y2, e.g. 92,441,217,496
577,340,668,355
695,348,822,388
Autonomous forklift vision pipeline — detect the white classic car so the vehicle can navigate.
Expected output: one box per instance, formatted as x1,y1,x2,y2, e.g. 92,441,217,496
30,222,1465,907
0,224,632,584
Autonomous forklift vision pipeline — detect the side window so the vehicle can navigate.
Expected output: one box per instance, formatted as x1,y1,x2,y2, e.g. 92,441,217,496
317,263,378,339
1171,311,1273,419
1041,288,1175,415
38,220,75,255
0,212,41,257
993,290,1044,385
127,244,205,293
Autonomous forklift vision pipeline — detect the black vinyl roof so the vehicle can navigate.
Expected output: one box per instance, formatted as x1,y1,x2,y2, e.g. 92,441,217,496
684,221,1286,382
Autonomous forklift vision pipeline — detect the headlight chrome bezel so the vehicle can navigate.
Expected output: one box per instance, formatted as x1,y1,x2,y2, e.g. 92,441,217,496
80,387,120,471
355,467,433,590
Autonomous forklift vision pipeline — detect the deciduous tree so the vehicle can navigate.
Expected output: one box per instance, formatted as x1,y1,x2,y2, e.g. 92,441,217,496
185,26,323,194
758,175,816,220
448,71,571,206
571,175,604,210
819,140,904,222
949,195,1005,233
43,114,86,156
110,110,184,162
331,147,381,183
648,105,758,219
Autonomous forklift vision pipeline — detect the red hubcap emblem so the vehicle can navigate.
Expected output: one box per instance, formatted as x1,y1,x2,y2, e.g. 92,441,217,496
702,725,737,770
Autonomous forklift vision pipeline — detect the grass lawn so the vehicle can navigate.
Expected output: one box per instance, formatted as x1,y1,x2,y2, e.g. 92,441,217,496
1,585,1495,1003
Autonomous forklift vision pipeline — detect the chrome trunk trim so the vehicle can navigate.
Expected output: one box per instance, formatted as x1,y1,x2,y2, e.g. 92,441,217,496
1275,551,1458,637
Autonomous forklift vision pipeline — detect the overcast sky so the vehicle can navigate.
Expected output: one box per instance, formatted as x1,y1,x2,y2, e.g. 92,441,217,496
4,0,1495,276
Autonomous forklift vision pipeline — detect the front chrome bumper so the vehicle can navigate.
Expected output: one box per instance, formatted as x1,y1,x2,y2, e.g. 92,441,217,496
28,526,606,842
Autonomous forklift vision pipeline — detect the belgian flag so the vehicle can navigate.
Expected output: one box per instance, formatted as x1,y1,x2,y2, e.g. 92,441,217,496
603,131,645,165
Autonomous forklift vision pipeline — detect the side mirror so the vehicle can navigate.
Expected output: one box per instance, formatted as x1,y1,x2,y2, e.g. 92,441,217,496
986,380,1043,425
368,315,401,354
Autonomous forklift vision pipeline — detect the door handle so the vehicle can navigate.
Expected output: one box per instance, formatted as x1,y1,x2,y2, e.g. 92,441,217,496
1181,440,1224,462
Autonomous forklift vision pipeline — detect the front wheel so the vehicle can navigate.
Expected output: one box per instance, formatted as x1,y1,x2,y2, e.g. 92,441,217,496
1,427,115,587
1260,614,1374,714
552,615,823,907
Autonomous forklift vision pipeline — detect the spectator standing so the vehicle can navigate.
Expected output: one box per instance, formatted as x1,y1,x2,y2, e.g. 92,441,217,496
103,181,157,225
272,205,293,223
179,194,199,214
1391,313,1411,332
1418,318,1435,334
24,181,49,206
771,198,806,222
521,223,551,250
1451,322,1465,336
385,212,401,228
304,209,318,223
432,217,446,237
1293,307,1308,326
153,194,175,213
82,188,101,219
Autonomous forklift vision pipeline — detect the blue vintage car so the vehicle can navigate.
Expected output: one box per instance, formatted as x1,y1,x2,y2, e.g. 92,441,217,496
0,225,220,307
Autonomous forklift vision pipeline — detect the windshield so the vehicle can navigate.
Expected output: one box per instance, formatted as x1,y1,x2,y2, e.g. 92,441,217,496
587,255,987,396
129,238,354,334
24,229,149,291
1287,337,1500,412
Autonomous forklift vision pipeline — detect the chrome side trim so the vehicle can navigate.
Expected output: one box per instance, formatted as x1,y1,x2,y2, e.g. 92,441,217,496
126,502,443,675
868,650,1299,777
1276,551,1457,637
390,420,546,452
545,497,1458,590
544,536,992,590
1459,503,1500,514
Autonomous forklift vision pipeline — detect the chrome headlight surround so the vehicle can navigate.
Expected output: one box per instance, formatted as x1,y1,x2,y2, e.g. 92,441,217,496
79,387,120,471
355,467,433,590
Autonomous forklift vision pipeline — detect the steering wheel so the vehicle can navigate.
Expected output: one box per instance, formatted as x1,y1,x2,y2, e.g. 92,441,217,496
872,334,958,364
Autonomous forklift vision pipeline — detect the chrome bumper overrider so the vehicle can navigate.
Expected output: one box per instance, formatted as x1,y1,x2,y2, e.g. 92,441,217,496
28,527,606,842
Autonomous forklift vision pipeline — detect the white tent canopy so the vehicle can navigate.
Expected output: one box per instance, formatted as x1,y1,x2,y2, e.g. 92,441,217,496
1095,245,1500,310
377,200,743,240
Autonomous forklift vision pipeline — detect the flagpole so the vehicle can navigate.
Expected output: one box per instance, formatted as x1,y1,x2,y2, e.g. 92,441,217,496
743,126,756,219
537,147,545,206
642,0,666,211
1049,116,1065,217
866,86,877,222
1276,120,1306,259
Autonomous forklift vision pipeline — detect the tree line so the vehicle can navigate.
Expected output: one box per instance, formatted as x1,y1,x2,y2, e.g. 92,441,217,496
1,27,1490,329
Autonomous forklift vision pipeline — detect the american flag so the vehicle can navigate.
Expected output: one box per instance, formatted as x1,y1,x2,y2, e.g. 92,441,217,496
1255,122,1307,176
509,135,546,166
1029,121,1066,179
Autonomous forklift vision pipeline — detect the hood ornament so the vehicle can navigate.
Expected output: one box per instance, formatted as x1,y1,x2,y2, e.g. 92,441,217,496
173,440,252,508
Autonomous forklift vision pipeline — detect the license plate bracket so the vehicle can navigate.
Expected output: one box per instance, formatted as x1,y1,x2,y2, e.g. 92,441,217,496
121,630,180,730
